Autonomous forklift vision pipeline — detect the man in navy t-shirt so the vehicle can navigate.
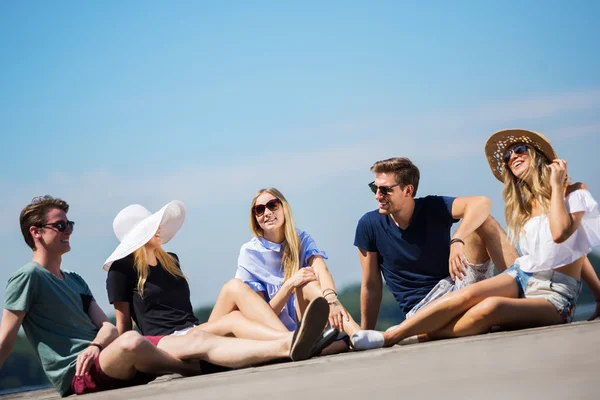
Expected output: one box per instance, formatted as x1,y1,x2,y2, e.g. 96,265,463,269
354,157,517,329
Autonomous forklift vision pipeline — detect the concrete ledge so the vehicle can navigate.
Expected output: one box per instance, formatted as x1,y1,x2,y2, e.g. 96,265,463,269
4,320,599,400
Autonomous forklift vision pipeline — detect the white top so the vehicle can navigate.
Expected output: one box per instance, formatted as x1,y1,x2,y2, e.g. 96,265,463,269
234,229,327,331
516,189,600,273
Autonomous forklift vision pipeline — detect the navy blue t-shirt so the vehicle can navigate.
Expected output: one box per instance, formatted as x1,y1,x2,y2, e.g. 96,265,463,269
354,195,457,313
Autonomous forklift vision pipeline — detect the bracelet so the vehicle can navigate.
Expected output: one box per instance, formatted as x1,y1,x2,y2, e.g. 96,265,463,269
88,343,103,351
322,289,337,298
449,238,465,246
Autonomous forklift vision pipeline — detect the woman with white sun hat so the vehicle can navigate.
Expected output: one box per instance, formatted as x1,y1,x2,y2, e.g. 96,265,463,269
348,128,600,350
103,200,332,364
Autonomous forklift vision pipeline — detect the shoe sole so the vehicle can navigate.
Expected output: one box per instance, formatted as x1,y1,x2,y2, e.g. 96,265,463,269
290,297,329,361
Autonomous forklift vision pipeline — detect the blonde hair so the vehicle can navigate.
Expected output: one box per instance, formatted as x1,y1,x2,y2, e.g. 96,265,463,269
502,145,564,243
133,246,186,298
249,188,300,282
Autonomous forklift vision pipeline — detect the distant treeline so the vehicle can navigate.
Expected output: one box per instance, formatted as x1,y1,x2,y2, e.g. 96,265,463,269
2,253,599,393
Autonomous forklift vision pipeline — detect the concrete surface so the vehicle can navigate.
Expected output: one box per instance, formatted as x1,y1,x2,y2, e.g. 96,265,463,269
3,320,599,400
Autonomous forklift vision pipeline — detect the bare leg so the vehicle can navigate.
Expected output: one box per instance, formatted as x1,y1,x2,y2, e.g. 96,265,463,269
428,297,562,339
295,281,361,338
157,328,290,368
319,339,350,356
209,278,288,332
463,229,491,265
382,274,520,346
472,216,519,272
195,310,289,341
294,281,323,317
99,331,200,379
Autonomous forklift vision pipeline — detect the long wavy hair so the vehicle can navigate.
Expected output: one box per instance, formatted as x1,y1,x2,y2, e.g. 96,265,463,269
249,188,300,282
502,144,564,243
132,244,185,298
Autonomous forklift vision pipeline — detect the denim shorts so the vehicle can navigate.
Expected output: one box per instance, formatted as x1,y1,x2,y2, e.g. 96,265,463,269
503,265,582,323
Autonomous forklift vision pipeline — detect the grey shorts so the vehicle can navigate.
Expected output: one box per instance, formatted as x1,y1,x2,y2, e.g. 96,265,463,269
406,259,495,319
503,265,582,323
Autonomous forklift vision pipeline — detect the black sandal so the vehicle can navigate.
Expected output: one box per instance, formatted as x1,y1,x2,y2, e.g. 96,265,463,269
309,327,340,357
289,297,329,361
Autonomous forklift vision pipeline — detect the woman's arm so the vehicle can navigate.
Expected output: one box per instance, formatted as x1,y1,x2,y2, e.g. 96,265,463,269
268,267,317,315
113,301,134,335
309,255,350,330
309,255,336,296
548,164,586,243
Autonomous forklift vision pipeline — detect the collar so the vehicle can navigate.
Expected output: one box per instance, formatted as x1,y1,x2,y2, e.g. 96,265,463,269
257,236,283,252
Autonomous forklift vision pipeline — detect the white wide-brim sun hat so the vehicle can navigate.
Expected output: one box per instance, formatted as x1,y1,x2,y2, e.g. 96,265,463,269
102,200,186,271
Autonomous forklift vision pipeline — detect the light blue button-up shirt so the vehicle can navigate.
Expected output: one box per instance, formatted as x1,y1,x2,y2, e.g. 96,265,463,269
235,229,328,331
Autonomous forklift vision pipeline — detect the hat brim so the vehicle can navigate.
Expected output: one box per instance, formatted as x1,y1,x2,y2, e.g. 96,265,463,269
485,128,557,182
102,201,186,271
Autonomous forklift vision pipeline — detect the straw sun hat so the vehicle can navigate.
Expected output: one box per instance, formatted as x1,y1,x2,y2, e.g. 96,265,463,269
485,128,558,182
102,200,186,271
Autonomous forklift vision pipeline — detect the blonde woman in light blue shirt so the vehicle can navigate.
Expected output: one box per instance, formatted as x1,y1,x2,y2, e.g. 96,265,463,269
209,188,360,355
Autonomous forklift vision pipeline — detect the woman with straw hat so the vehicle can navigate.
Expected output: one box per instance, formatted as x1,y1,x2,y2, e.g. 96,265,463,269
346,129,600,350
104,200,332,363
209,188,361,356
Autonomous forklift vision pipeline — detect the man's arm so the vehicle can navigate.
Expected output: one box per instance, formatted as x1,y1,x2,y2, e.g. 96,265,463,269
87,301,118,348
449,196,492,280
0,309,25,369
450,196,492,239
112,302,134,336
358,248,382,330
75,301,119,377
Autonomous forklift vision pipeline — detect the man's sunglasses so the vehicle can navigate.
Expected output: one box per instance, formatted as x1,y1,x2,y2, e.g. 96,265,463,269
253,199,281,217
368,181,400,196
503,144,529,164
38,220,75,232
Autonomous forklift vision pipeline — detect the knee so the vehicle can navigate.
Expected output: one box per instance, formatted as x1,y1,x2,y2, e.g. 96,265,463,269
187,328,211,342
470,298,504,321
222,278,246,295
219,310,243,325
117,331,147,354
455,286,478,306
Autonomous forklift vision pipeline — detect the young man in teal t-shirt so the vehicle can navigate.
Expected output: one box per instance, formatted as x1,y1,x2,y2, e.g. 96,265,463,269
0,196,205,396
0,196,329,396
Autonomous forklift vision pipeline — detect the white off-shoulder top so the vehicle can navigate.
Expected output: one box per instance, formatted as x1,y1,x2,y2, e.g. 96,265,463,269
516,189,600,273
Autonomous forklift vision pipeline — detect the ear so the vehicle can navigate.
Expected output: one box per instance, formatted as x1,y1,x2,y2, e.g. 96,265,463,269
29,225,41,239
404,185,414,197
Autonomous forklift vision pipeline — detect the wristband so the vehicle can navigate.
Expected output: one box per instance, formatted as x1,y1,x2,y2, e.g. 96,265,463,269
449,238,465,246
322,288,337,298
88,343,103,351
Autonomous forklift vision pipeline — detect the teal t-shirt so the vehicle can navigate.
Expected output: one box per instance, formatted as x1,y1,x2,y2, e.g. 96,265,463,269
4,262,99,396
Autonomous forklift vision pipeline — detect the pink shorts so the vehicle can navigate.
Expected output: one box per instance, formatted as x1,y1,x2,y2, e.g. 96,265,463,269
70,336,164,395
145,335,166,346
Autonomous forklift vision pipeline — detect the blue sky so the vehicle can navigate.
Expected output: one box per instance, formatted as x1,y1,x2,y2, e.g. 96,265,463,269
1,1,599,312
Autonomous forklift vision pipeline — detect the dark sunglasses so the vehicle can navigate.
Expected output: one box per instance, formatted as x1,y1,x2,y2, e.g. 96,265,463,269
38,220,75,232
503,144,529,164
368,181,400,196
253,199,281,217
